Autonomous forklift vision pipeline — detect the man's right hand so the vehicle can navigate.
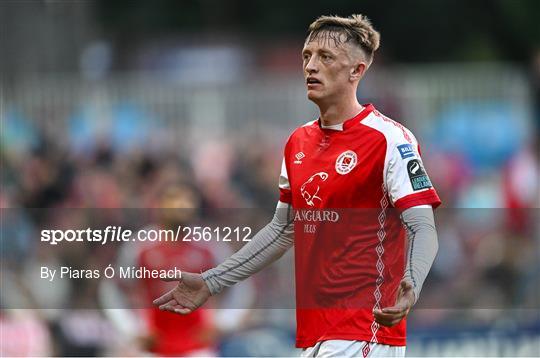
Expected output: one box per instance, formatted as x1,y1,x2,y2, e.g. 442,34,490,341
152,271,211,314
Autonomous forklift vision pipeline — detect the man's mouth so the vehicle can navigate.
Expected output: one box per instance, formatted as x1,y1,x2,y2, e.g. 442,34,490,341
306,77,322,88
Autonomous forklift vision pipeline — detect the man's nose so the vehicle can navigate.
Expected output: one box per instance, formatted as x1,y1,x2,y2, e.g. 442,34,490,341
305,56,318,73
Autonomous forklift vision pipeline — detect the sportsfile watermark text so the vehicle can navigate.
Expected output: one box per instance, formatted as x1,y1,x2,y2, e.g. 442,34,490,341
41,226,252,245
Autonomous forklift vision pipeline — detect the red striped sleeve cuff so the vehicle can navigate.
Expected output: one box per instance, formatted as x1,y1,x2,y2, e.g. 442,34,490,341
394,188,441,210
279,188,292,204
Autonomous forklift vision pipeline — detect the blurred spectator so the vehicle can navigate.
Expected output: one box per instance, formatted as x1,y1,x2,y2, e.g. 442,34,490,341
0,310,52,356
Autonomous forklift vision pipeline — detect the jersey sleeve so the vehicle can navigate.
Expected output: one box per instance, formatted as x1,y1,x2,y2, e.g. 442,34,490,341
385,131,441,210
278,135,294,204
279,157,292,204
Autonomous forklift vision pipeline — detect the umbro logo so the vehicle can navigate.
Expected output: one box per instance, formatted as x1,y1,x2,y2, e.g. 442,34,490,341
294,152,305,164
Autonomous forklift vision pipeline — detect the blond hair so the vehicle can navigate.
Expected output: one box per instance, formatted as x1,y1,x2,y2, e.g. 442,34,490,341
307,14,380,64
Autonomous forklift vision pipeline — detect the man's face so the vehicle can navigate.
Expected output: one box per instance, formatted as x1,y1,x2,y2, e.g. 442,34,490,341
302,31,358,103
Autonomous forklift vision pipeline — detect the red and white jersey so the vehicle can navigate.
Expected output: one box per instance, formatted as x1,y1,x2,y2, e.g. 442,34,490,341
279,104,441,348
137,238,216,355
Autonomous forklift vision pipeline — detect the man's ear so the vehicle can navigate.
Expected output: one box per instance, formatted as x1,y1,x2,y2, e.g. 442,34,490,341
350,62,367,82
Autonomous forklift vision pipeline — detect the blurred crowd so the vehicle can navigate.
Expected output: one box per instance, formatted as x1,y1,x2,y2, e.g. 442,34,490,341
0,118,292,355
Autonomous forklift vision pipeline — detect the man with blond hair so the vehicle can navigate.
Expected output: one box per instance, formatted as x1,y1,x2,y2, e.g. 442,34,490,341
154,14,440,357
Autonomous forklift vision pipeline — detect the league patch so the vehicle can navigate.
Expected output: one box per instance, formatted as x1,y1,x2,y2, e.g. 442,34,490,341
397,143,415,159
407,159,432,191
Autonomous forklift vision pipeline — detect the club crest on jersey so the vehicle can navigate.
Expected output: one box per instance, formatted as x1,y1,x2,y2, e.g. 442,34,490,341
335,150,357,175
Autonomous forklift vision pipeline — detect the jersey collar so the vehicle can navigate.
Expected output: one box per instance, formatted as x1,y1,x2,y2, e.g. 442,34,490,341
318,104,375,132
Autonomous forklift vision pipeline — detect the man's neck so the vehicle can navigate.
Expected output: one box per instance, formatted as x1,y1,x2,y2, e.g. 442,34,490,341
318,97,364,127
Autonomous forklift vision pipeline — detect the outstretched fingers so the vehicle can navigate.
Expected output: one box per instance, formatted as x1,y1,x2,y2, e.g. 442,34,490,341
158,299,192,315
152,271,184,306
153,290,174,306
158,298,177,310
152,272,208,316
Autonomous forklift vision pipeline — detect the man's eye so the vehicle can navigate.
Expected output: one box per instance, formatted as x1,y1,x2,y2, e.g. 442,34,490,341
322,54,331,61
303,54,310,61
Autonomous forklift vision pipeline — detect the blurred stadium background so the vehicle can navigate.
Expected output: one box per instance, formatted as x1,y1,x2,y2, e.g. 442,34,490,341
1,0,539,356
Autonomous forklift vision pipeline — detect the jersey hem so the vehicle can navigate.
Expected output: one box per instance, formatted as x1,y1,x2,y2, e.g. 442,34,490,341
296,333,406,348
394,189,441,210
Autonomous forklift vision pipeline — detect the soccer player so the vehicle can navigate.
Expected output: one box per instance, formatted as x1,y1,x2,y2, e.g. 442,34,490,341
153,14,441,357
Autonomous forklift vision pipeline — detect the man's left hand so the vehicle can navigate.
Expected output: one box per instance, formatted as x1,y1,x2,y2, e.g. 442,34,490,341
373,280,415,327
